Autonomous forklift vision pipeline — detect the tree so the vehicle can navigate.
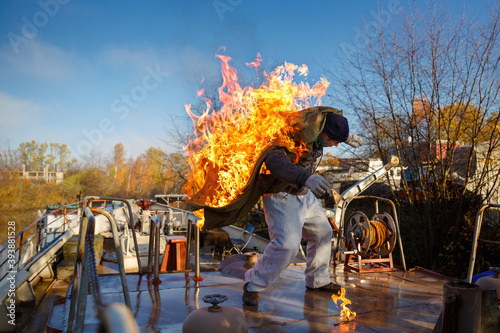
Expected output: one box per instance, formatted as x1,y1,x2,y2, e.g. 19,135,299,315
163,152,188,194
45,143,75,172
144,147,188,195
328,3,500,202
326,2,500,275
77,149,110,194
0,147,20,171
145,147,168,194
107,143,129,194
18,140,48,171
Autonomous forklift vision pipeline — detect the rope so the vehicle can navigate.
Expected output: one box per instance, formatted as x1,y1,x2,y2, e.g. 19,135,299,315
369,220,389,249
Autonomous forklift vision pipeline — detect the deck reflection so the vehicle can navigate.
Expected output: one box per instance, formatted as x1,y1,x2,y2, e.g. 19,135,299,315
48,259,448,332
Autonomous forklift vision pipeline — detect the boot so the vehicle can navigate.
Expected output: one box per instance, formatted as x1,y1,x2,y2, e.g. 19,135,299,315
242,283,259,306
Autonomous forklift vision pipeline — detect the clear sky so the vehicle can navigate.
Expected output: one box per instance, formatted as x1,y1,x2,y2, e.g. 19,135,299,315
0,0,492,161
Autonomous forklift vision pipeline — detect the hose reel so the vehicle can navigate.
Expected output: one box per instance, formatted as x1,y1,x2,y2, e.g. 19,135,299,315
344,211,397,256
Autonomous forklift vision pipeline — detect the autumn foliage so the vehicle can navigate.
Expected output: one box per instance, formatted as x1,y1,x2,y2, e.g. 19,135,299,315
0,141,187,244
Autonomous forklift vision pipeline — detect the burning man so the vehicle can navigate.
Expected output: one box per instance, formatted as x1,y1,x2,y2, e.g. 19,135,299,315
242,106,363,306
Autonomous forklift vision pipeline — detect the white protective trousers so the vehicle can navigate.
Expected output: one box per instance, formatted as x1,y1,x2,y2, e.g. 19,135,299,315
244,190,333,292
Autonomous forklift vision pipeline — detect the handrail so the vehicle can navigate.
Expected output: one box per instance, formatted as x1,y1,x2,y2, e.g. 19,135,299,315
0,201,82,282
466,204,500,283
89,207,132,309
67,206,138,332
0,228,74,306
84,196,142,272
148,215,161,284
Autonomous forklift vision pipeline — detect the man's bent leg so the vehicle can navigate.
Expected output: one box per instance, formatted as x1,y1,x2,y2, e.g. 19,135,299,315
244,192,306,292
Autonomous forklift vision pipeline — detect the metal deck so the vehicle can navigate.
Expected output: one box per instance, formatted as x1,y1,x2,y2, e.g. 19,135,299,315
43,260,447,332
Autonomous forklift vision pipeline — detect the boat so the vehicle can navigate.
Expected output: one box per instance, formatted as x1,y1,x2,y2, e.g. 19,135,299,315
1,157,498,332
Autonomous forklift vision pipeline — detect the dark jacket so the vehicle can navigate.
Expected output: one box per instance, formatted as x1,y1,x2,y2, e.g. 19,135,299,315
191,106,341,230
264,140,322,195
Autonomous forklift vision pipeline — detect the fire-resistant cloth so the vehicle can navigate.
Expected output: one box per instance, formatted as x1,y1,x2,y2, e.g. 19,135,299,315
244,190,333,291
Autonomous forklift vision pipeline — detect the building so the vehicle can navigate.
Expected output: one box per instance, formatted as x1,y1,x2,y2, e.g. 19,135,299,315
449,143,500,204
320,158,402,194
19,164,64,184
390,140,500,204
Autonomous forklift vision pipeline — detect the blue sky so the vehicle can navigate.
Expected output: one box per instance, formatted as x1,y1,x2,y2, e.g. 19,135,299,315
0,0,492,161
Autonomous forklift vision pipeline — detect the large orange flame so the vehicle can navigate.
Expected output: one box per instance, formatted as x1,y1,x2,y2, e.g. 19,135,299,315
332,286,357,321
183,50,329,226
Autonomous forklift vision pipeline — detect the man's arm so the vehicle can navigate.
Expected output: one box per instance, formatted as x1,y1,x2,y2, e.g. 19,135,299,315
264,150,310,185
265,150,330,196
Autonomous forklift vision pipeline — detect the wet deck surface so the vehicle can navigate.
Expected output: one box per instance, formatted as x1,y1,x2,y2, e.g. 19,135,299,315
45,258,448,332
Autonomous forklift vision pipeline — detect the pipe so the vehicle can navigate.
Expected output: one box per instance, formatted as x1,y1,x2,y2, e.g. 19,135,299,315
84,196,142,272
89,207,132,310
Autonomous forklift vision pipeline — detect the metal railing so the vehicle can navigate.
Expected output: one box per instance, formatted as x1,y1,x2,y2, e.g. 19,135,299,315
0,202,82,283
466,203,500,283
149,203,193,234
89,207,131,307
148,203,202,278
148,215,161,284
0,195,206,331
67,206,138,333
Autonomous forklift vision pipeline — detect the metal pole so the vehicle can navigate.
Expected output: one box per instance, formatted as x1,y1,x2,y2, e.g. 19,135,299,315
195,224,200,279
390,199,407,272
148,223,154,274
63,206,67,232
37,220,42,253
185,219,192,271
154,218,160,283
466,204,492,283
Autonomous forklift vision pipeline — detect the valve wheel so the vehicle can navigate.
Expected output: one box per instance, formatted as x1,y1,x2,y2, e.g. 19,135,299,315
203,294,228,306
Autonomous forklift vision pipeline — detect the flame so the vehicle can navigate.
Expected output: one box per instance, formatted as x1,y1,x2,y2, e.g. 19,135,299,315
332,286,356,321
182,50,330,227
246,52,262,73
193,209,205,229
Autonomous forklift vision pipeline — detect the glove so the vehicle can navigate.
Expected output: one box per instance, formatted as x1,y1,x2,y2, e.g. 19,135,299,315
305,174,330,196
345,134,363,148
